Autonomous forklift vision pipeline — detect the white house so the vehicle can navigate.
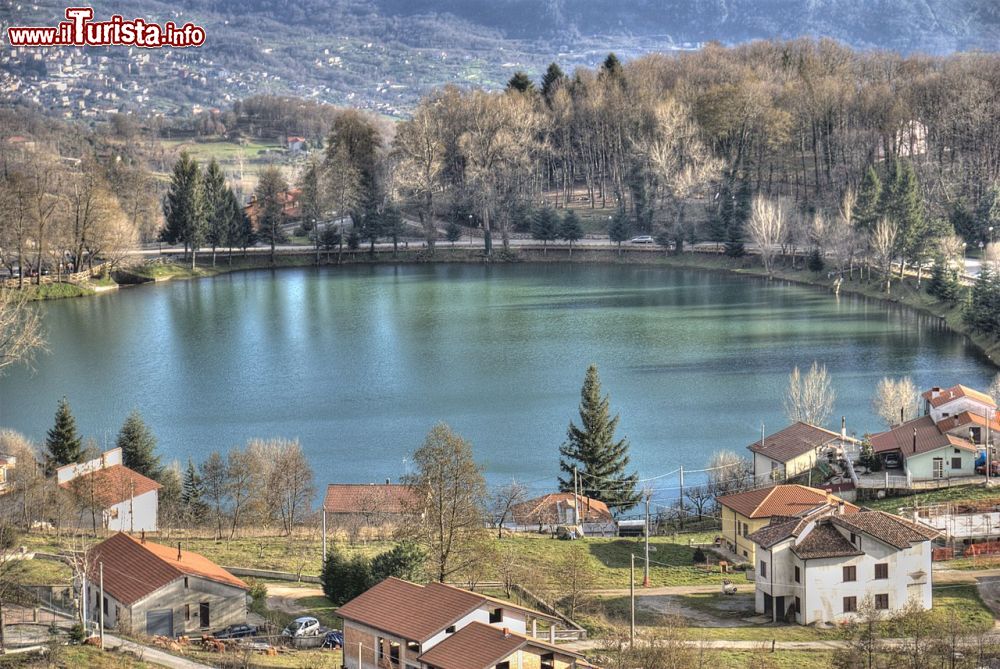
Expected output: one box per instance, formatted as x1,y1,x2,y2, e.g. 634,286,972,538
749,421,858,481
86,532,249,637
57,448,160,532
337,577,586,669
748,507,938,624
922,384,996,425
0,452,15,495
870,416,977,482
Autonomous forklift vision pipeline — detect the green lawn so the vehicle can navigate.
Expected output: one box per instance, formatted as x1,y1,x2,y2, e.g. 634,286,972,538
863,484,999,513
0,645,153,668
23,282,95,301
14,557,72,586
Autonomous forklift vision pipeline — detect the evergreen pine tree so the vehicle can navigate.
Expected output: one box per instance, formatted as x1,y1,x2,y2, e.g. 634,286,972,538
531,208,559,254
202,158,228,266
540,62,567,102
854,165,882,232
254,166,289,264
559,210,584,257
115,409,162,481
977,183,1000,246
181,458,207,522
161,152,206,270
558,364,640,513
888,160,926,273
608,211,631,256
966,265,1000,337
445,220,462,246
928,256,963,303
506,71,535,94
45,397,82,475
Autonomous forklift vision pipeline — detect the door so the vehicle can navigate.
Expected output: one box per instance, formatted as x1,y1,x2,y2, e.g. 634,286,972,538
933,458,944,479
763,593,773,615
146,609,173,637
775,596,786,621
199,602,210,629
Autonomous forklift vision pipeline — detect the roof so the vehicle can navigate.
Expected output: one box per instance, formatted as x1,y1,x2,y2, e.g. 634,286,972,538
510,493,613,524
936,411,1000,434
747,422,843,463
923,385,997,409
88,533,247,606
717,485,856,519
337,578,556,643
417,621,586,669
322,483,418,515
790,522,865,560
831,510,940,550
870,416,975,456
59,464,160,507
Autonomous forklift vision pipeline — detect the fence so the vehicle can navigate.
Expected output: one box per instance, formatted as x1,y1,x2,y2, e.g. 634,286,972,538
223,566,321,584
2,262,111,288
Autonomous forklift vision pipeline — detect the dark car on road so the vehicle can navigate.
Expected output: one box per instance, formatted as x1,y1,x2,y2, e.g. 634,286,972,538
322,630,344,649
212,624,258,639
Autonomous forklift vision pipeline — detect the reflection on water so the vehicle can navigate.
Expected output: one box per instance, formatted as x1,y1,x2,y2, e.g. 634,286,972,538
0,264,994,495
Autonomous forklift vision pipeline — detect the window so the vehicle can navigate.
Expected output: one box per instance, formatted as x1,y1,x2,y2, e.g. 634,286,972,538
843,596,857,613
742,550,748,558
794,566,800,583
794,597,801,616
445,626,455,634
489,607,503,624
407,641,420,653
875,594,889,610
377,637,385,661
199,602,210,629
497,663,510,669
541,653,555,669
875,563,888,580
760,561,767,578
742,523,749,538
390,642,400,663
954,448,962,454
850,532,856,545
102,596,108,615
184,604,191,622
843,566,856,582
952,457,963,470
184,577,189,588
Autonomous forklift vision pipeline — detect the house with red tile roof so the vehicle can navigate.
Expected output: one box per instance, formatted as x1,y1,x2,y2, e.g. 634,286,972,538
57,448,160,533
748,507,938,624
922,384,996,424
747,422,858,481
870,415,977,482
323,483,419,539
418,621,593,669
337,577,580,669
716,484,857,564
508,492,614,536
86,532,249,637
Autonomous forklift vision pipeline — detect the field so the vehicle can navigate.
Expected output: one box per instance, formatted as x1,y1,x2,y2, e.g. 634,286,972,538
157,138,288,192
863,483,1000,513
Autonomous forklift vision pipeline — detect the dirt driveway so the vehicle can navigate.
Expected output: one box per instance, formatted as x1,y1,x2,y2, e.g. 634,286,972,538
265,583,326,616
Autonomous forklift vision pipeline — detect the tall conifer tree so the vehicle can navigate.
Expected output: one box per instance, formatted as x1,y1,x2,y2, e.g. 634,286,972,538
45,397,82,475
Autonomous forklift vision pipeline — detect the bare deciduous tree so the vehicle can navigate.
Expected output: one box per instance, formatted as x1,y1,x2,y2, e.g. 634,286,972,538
868,217,899,293
0,289,44,376
784,361,835,426
490,480,527,538
872,377,919,428
747,196,786,277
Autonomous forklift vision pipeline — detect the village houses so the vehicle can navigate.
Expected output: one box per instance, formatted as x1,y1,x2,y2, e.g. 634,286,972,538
717,484,858,564
86,532,249,637
57,448,160,533
337,577,591,669
748,506,938,624
749,421,858,481
507,492,615,536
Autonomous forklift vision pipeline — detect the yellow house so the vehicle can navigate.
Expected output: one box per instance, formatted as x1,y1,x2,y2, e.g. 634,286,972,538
748,422,857,481
717,484,857,564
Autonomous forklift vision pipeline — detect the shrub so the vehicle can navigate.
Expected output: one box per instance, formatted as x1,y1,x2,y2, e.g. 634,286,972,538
692,547,706,564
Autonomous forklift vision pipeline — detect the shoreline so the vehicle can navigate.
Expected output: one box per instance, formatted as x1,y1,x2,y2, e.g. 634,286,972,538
23,245,1000,367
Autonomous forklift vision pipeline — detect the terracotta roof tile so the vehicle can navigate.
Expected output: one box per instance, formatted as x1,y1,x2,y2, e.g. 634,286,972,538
60,465,160,508
870,416,975,456
417,622,587,669
88,533,247,606
830,510,940,549
746,422,843,463
322,484,418,514
510,493,612,525
922,385,996,409
790,522,864,560
936,411,1000,434
717,485,856,519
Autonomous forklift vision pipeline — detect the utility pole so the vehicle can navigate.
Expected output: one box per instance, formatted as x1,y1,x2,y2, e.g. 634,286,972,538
643,491,651,587
678,465,685,530
81,572,88,632
573,466,580,526
358,641,363,668
629,553,635,647
99,562,105,649
322,508,327,564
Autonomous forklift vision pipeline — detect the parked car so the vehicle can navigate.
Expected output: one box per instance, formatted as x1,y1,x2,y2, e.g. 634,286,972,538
629,235,654,244
212,624,258,639
882,452,901,469
282,617,320,638
321,630,344,649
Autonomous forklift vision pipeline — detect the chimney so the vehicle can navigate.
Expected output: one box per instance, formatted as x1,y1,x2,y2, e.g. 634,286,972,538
503,627,510,639
177,542,182,561
385,478,390,485
931,386,941,399
913,427,918,454
841,416,846,440
140,530,145,544
837,501,845,516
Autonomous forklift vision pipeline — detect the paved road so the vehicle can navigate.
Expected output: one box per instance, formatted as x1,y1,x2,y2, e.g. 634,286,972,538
105,634,215,669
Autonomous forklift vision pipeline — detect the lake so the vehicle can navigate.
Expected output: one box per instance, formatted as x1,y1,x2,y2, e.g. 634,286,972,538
1,263,995,503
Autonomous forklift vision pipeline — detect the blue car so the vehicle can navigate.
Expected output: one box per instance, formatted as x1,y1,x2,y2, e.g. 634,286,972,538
322,630,344,649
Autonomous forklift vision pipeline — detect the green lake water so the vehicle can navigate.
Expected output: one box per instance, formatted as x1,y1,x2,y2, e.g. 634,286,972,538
0,263,994,499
